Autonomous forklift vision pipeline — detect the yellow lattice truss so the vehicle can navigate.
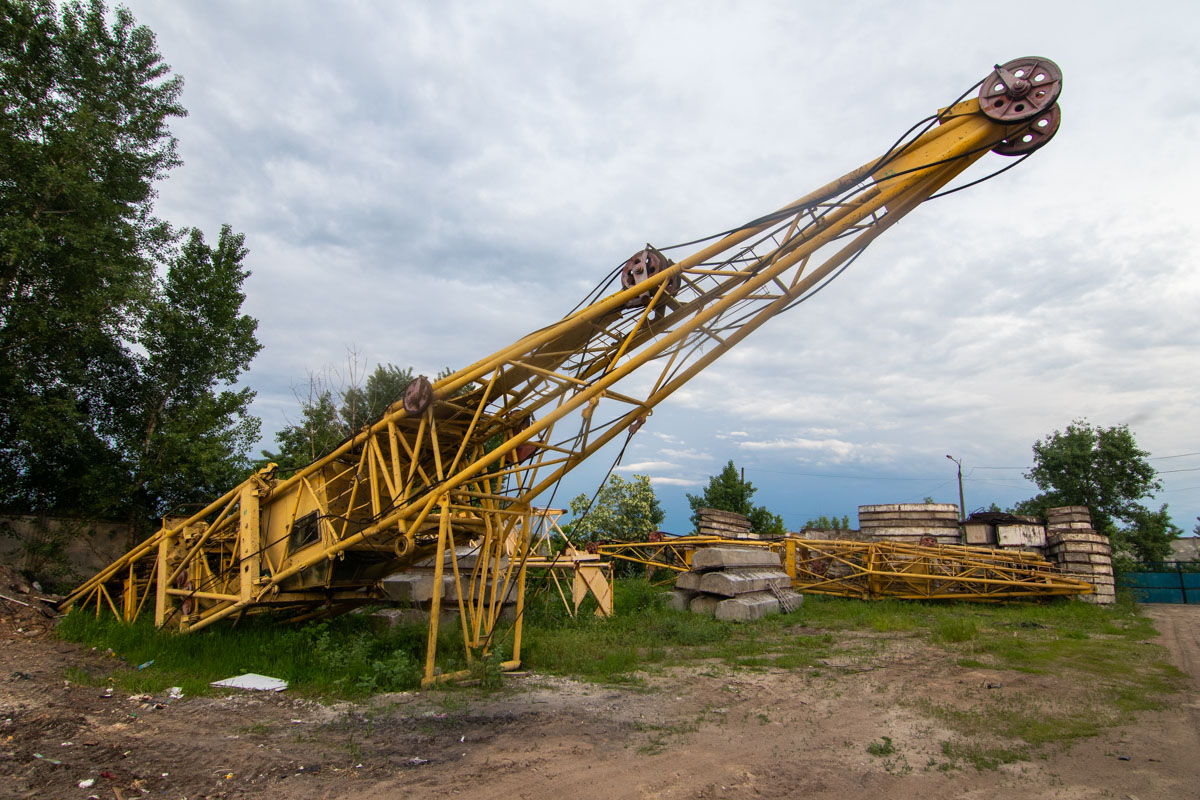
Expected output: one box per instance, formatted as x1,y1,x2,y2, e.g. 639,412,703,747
64,60,1064,683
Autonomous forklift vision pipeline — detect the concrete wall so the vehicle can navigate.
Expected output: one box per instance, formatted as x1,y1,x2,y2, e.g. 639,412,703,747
1170,537,1200,562
0,515,134,583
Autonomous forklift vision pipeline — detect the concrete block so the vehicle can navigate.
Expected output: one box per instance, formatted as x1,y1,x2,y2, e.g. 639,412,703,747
963,523,995,546
380,571,518,604
689,594,721,616
698,568,791,597
996,524,1046,549
691,547,781,572
368,607,458,632
863,527,962,538
714,591,779,622
669,589,698,612
380,572,455,603
859,503,959,514
675,571,703,591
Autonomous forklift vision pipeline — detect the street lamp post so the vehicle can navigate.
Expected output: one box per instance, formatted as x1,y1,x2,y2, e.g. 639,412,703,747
946,454,965,522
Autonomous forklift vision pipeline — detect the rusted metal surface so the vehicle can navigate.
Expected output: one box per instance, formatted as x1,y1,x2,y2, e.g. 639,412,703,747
621,246,678,307
993,104,1061,155
402,375,433,415
979,56,1062,123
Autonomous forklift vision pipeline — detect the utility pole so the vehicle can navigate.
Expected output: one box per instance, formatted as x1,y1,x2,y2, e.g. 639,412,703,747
946,454,965,522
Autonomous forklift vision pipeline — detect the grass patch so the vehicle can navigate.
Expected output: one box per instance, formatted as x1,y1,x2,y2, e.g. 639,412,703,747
521,579,828,681
56,609,459,697
940,739,1026,771
866,735,896,756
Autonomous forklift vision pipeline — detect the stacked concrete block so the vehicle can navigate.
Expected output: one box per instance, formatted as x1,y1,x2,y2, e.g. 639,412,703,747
796,527,872,542
1045,506,1114,604
696,508,756,539
671,546,802,622
377,545,519,620
858,503,962,546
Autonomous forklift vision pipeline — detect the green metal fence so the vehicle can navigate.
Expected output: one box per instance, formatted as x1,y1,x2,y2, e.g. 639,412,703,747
1119,562,1200,604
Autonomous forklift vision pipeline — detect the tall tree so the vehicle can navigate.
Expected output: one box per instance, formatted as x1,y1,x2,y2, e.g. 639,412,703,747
567,473,664,543
0,2,261,533
686,460,785,535
1014,420,1160,537
120,226,262,522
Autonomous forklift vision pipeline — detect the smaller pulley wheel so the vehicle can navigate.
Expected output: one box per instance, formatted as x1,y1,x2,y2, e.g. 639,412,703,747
992,103,1060,155
621,245,679,307
402,375,434,415
979,57,1062,122
620,246,672,290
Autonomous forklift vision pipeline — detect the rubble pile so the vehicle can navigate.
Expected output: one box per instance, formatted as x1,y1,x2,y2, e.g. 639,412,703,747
0,564,60,636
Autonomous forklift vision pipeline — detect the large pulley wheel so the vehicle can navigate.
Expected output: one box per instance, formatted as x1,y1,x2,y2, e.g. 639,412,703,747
979,57,1062,122
992,103,1061,156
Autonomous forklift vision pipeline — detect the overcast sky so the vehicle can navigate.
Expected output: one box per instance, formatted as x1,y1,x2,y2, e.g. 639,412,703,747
118,0,1200,535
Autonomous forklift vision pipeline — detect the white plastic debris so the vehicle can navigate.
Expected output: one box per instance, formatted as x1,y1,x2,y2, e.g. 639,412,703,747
167,686,184,699
78,778,95,789
210,673,288,692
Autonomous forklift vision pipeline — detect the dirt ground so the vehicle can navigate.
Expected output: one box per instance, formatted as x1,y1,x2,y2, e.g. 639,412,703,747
1,603,1198,800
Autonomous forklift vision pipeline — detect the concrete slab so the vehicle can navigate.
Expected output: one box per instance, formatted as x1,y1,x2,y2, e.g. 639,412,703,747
675,571,702,591
691,547,781,572
380,572,518,604
379,573,454,603
669,589,698,612
689,594,721,616
714,591,779,622
698,568,791,597
996,524,1046,548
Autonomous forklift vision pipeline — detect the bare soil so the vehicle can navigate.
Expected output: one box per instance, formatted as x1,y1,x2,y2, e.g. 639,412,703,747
1,604,1197,800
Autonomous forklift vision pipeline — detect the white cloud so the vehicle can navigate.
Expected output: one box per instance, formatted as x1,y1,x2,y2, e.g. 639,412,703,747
116,0,1200,534
659,448,710,461
648,476,704,488
614,461,678,473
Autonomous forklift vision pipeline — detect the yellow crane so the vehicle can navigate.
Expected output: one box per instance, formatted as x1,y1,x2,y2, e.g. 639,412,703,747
66,57,1064,685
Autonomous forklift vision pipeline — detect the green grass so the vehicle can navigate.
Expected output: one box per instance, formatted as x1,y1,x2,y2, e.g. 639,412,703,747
520,579,832,680
867,735,896,756
56,609,466,697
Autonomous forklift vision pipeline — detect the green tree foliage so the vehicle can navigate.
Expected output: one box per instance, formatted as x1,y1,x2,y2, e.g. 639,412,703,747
803,514,851,531
1014,420,1182,563
1113,504,1182,565
121,226,262,520
340,364,414,432
686,460,785,535
567,474,664,543
264,363,426,473
0,1,260,531
1014,420,1160,537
